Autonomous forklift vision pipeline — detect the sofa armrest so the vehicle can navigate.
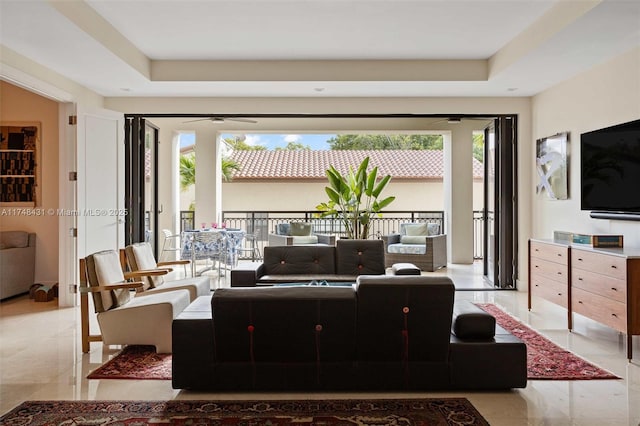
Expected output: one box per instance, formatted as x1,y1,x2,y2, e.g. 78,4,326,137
452,300,495,340
230,262,265,287
267,233,294,246
316,233,336,245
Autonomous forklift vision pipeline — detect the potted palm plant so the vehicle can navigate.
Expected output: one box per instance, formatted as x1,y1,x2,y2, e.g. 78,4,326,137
316,156,395,239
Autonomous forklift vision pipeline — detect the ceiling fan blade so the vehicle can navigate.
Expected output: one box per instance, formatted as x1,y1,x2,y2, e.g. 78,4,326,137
183,118,213,123
226,118,258,124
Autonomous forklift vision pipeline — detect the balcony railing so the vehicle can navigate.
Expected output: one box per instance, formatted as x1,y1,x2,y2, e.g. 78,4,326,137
179,210,486,260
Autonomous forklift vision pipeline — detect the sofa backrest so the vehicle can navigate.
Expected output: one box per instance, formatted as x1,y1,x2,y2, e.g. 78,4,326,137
335,239,385,276
262,245,337,275
0,231,34,249
212,286,357,363
355,275,455,363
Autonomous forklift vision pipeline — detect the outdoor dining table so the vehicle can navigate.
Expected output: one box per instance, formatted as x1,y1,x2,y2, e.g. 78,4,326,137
180,228,246,277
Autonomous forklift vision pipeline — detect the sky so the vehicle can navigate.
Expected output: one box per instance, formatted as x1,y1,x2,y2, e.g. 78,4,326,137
180,133,336,150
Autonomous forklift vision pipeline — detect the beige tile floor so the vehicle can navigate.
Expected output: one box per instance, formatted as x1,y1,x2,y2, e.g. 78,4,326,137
1,263,639,425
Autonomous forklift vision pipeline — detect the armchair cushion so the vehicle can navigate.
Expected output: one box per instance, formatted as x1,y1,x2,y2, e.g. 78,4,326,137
291,235,319,245
400,235,428,245
126,242,164,289
404,223,428,236
276,223,290,235
388,244,427,254
290,222,313,236
86,250,132,312
427,223,440,236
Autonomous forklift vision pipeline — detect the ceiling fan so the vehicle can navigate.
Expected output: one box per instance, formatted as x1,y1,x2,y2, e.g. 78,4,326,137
183,117,258,124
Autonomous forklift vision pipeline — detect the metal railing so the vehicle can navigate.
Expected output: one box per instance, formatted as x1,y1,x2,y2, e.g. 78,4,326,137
179,209,486,260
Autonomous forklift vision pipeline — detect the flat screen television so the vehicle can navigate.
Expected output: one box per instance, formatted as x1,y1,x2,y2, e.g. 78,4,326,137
581,118,640,214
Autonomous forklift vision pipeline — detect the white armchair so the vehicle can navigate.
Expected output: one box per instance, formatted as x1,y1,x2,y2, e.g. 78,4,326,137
79,249,191,353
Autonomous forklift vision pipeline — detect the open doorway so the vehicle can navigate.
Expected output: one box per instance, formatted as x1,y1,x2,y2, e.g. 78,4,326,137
125,114,518,290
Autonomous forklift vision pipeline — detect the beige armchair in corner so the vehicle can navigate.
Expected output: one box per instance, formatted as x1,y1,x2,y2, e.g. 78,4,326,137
0,231,36,300
382,222,447,272
268,222,336,246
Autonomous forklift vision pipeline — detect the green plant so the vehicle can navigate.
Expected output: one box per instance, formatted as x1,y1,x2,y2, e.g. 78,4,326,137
316,156,395,239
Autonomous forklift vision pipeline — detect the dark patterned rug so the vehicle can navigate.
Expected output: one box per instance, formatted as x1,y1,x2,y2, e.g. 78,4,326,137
87,345,171,380
0,399,490,425
87,304,620,382
476,303,620,380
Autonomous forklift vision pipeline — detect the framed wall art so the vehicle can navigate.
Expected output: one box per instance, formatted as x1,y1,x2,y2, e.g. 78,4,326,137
536,132,568,200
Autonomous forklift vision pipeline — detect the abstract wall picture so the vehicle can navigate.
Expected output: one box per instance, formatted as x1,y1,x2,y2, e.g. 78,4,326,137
536,132,568,200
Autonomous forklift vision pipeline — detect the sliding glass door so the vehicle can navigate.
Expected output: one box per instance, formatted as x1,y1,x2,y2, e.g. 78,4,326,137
125,117,160,257
484,116,518,288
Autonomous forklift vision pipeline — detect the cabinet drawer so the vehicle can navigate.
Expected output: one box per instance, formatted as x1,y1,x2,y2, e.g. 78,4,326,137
530,241,568,265
531,276,569,308
572,287,627,333
571,268,626,303
571,249,626,280
530,257,568,284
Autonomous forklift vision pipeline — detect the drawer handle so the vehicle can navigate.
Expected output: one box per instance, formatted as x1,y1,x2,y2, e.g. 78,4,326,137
578,277,583,281
557,293,562,296
577,258,583,261
535,248,539,252
578,300,583,304
535,284,539,287
557,272,562,275
611,287,618,291
557,253,562,256
611,313,617,317
611,265,617,269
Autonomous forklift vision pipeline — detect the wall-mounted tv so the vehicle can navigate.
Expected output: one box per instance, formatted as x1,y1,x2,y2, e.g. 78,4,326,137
581,118,640,215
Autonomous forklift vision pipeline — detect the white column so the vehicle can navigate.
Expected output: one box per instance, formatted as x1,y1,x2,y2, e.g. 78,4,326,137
194,127,219,227
445,123,477,264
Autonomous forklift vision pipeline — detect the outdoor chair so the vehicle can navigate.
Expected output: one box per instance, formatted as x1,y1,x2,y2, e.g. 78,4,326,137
382,222,447,272
160,228,182,262
122,242,210,301
268,221,336,246
79,249,191,353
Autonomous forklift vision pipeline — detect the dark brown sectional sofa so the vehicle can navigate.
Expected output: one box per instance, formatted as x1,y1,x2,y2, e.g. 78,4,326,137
230,239,386,287
172,275,527,391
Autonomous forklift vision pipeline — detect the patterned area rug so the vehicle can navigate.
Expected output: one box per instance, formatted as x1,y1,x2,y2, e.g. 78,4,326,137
0,399,489,425
87,345,171,380
88,304,620,382
476,303,620,380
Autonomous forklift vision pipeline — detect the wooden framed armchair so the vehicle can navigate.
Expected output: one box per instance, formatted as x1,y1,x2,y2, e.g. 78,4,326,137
121,242,210,301
79,249,191,353
382,222,447,272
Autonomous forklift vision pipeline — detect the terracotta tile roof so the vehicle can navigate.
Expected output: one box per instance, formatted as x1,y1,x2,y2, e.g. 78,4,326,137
228,150,483,180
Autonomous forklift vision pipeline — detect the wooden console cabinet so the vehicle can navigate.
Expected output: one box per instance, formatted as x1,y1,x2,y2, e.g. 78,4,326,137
529,238,640,359
528,240,571,328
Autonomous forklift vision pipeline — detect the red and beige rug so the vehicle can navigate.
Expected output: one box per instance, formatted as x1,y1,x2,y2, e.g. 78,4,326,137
87,304,620,381
476,303,620,380
0,398,489,425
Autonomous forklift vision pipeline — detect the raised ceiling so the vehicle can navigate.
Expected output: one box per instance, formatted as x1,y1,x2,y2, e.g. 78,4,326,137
1,0,639,98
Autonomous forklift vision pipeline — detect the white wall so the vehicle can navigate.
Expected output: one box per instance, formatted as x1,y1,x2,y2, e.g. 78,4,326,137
531,47,640,247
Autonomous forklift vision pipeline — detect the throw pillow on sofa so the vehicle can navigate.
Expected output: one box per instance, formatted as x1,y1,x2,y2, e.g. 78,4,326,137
427,223,440,236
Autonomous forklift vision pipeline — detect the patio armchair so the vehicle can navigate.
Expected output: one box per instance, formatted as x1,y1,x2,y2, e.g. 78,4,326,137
382,222,447,272
121,242,210,301
268,221,336,246
79,249,191,353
